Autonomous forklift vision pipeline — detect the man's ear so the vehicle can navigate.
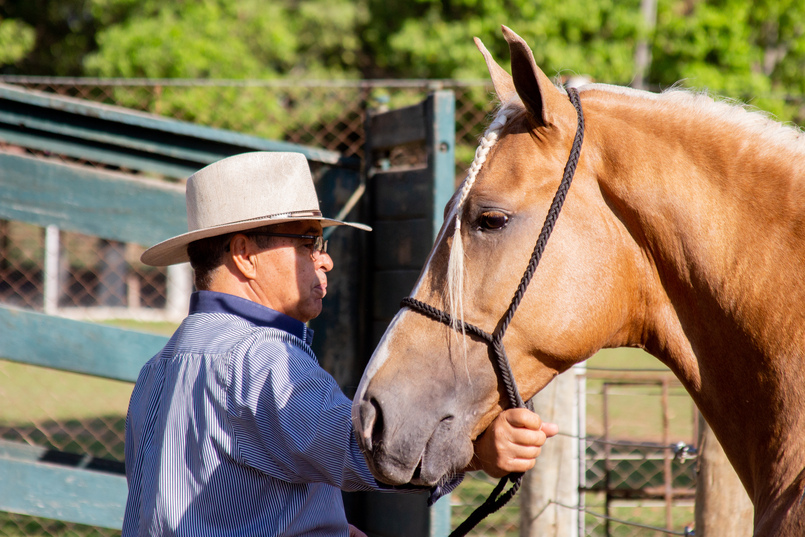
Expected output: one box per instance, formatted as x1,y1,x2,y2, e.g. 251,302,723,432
229,234,258,280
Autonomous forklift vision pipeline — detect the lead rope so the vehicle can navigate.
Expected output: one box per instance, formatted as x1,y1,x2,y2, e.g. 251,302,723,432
401,87,585,537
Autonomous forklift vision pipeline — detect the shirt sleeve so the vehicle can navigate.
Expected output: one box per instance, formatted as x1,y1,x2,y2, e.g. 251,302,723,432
225,332,391,491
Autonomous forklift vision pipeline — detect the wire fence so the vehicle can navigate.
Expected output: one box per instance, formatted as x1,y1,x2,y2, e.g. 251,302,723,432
452,374,698,537
0,220,171,316
1,78,699,536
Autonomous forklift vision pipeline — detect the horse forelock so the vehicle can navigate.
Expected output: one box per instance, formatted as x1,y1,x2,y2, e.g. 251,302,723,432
445,104,519,335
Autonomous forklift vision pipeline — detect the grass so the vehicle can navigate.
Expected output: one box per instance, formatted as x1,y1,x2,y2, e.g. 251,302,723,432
0,319,177,458
582,493,695,536
0,361,133,425
452,478,696,536
585,348,696,443
0,513,120,537
451,472,521,537
587,347,662,370
99,319,179,336
0,358,131,536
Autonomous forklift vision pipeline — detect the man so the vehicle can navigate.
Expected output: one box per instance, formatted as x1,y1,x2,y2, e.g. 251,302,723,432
124,152,557,536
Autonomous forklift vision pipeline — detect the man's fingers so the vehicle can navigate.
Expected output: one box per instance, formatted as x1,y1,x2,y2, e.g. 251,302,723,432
501,408,542,429
507,456,539,474
501,409,559,439
541,421,559,437
501,426,544,447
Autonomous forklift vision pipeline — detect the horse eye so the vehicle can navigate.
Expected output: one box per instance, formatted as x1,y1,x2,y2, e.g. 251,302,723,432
479,211,509,230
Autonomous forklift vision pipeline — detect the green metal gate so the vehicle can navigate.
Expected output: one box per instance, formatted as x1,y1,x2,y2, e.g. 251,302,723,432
339,90,456,537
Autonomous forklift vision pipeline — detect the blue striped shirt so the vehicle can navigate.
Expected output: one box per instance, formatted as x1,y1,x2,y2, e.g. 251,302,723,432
123,291,457,536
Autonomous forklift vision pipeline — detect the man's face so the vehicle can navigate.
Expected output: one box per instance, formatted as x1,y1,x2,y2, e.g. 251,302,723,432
252,221,333,323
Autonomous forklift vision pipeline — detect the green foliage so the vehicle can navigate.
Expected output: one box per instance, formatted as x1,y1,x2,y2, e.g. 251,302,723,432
653,0,805,119
85,0,366,79
0,18,35,66
86,1,275,78
81,0,369,139
5,0,805,123
362,0,643,82
0,0,98,75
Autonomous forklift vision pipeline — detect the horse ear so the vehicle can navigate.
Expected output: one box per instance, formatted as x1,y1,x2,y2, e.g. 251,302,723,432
501,25,565,127
474,37,517,105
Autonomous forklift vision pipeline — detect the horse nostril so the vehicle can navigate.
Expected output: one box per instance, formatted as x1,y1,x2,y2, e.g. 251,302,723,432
358,400,375,449
370,398,385,452
359,398,384,453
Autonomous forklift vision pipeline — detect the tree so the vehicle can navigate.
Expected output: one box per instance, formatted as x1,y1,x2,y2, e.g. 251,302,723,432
361,0,643,84
0,0,95,75
653,0,805,121
360,0,804,121
80,0,369,139
85,0,371,79
0,17,35,67
3,0,803,124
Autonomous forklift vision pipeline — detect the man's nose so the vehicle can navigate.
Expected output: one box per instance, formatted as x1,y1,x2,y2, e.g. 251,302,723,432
317,252,334,272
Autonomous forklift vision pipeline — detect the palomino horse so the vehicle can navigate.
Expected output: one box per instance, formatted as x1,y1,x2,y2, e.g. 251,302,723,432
353,26,805,535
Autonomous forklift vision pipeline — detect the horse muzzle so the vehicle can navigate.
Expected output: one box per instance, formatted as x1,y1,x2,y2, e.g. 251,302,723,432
353,379,474,486
352,308,496,486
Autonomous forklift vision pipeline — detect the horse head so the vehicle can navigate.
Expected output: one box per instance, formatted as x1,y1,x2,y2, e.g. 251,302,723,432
352,26,649,486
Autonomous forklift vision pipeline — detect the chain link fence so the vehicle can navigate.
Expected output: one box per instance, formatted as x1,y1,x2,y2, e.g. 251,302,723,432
1,78,699,536
580,374,698,536
0,221,169,315
451,372,698,537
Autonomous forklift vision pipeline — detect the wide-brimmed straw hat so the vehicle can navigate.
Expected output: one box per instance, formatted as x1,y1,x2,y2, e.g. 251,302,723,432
141,151,371,266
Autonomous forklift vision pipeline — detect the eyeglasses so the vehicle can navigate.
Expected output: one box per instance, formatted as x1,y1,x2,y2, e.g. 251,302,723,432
248,232,328,256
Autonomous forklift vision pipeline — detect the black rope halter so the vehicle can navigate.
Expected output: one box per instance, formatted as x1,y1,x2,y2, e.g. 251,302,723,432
401,87,585,537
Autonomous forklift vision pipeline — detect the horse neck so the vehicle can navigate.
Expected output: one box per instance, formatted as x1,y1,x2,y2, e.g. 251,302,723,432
588,92,805,503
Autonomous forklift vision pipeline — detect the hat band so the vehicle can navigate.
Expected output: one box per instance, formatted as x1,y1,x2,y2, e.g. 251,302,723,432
197,209,324,231
263,209,323,220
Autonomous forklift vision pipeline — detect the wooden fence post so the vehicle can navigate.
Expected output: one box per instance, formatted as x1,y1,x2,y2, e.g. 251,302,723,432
521,367,580,537
694,415,753,536
166,263,193,321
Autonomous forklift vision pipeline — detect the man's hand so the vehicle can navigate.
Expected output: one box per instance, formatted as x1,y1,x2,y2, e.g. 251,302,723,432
465,408,559,478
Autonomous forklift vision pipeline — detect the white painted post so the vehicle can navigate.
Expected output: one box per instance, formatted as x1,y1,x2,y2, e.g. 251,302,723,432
694,416,753,536
44,225,60,315
166,263,192,321
575,364,587,537
520,365,584,537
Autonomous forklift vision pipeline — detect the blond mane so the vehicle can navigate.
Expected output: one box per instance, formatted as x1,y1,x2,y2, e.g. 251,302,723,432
582,83,805,156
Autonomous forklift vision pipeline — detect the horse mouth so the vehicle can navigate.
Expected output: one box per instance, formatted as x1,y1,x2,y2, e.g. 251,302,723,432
365,440,432,486
358,415,467,487
410,458,425,486
392,416,470,487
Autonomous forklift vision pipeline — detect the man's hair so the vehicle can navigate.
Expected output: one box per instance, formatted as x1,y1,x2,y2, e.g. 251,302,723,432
187,225,282,290
187,233,232,290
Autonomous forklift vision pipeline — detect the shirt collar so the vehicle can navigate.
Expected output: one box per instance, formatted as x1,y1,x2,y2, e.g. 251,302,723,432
189,290,314,346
